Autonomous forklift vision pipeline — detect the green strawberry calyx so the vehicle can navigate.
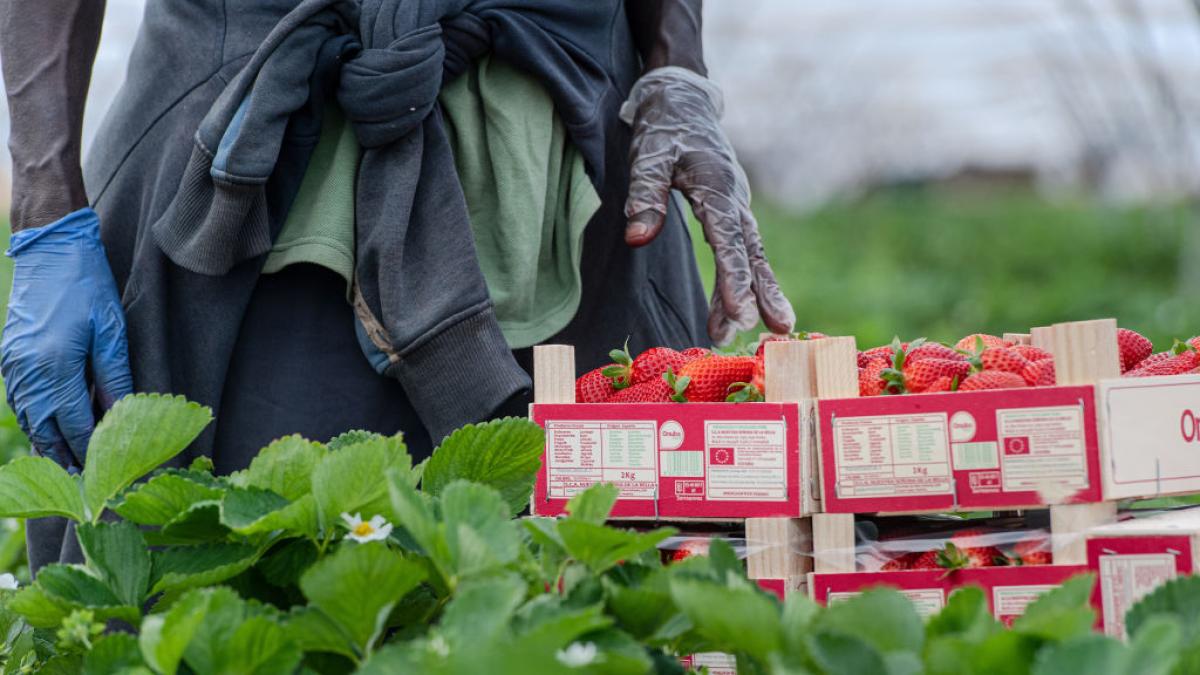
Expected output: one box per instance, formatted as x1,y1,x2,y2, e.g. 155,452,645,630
601,339,634,390
664,368,691,403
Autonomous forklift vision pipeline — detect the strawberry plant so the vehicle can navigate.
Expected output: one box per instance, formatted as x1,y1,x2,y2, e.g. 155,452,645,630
0,393,1196,673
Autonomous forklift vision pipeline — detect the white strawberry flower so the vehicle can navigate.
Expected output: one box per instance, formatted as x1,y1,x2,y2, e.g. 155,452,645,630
340,512,393,543
556,642,599,668
0,573,17,590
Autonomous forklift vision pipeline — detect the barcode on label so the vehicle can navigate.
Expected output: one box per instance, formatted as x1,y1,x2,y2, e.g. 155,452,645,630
660,451,704,478
952,441,999,470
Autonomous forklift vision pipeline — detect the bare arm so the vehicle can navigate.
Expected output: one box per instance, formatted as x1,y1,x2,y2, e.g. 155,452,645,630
626,0,706,76
1,0,106,231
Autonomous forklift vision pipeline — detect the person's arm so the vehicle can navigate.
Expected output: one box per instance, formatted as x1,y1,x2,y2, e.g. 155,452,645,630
623,0,795,345
626,0,706,76
0,0,131,471
1,0,105,231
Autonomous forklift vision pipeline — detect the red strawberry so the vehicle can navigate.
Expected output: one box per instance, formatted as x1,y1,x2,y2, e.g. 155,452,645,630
908,550,940,570
906,342,966,364
958,371,1028,391
1013,537,1052,566
920,375,956,393
576,367,620,403
670,355,757,402
1011,345,1053,362
939,529,1003,570
980,347,1030,375
631,347,688,385
861,344,898,365
606,379,672,403
901,358,970,393
1117,328,1154,373
859,357,890,397
954,334,1011,352
1128,351,1173,374
1189,337,1200,352
670,538,711,562
1021,359,1056,387
1124,350,1200,377
680,347,711,361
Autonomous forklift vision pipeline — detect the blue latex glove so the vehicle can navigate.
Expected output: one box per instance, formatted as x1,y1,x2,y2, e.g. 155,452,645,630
1,208,132,470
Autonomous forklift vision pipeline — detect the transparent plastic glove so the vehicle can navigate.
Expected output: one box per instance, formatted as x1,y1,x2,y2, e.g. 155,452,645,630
1,208,132,470
621,66,795,346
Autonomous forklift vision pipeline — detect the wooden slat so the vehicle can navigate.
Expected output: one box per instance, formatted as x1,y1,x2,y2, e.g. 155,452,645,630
1030,326,1052,350
1051,501,1117,564
746,517,812,579
1050,318,1120,385
812,513,856,573
533,345,575,404
764,340,816,403
813,336,859,399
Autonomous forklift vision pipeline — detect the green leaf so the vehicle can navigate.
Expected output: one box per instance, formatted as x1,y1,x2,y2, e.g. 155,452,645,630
1030,615,1178,675
232,493,319,538
815,588,924,657
421,418,545,516
327,430,382,452
806,631,888,675
670,576,782,659
220,487,291,530
283,607,358,660
7,584,71,628
926,586,998,643
1126,575,1200,640
0,456,84,521
437,573,526,647
83,394,213,521
299,542,426,656
565,483,619,525
1012,574,1096,642
311,435,411,533
34,565,139,625
781,591,821,657
441,481,521,579
139,587,233,675
75,521,151,607
218,616,303,675
234,435,325,500
149,543,261,594
602,575,677,640
557,520,674,573
147,501,230,545
83,633,145,675
108,473,223,526
256,539,319,589
387,473,450,571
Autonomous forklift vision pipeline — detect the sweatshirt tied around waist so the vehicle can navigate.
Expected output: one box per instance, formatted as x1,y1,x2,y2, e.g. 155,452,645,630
152,0,626,441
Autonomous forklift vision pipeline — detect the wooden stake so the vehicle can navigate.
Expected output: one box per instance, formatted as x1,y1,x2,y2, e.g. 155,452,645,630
533,345,575,404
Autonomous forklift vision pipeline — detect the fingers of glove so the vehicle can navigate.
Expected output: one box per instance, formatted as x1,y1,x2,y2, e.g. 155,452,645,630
91,301,133,410
690,188,756,329
625,144,674,246
706,290,739,348
25,416,75,471
740,211,796,335
54,370,95,467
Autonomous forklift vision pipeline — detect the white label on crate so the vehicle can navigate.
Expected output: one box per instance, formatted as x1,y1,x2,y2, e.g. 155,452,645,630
1103,376,1200,498
831,413,954,498
691,652,737,675
660,451,704,478
952,442,999,470
704,421,787,501
828,588,945,617
545,420,657,499
992,585,1056,620
996,405,1088,493
1099,553,1177,638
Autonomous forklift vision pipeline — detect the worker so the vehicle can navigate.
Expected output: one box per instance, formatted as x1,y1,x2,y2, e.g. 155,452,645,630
0,0,794,571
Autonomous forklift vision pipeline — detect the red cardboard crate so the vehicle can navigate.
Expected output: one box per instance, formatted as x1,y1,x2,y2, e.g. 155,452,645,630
531,402,807,519
809,565,1089,624
817,385,1103,513
1097,374,1200,500
1086,508,1200,638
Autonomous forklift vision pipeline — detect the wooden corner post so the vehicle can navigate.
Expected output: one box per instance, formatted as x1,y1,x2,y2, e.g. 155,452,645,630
810,336,858,573
533,345,575,405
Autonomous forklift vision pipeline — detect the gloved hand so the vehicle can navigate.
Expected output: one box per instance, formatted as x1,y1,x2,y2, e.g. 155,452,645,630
621,66,795,346
1,208,132,470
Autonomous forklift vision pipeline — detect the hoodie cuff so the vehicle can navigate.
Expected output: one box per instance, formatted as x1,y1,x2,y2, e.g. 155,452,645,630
386,307,531,445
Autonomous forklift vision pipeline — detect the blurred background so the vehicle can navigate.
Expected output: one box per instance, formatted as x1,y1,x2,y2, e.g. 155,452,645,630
1,0,1200,571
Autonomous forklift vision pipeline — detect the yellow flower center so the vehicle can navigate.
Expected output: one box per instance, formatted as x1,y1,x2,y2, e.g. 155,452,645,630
353,522,375,537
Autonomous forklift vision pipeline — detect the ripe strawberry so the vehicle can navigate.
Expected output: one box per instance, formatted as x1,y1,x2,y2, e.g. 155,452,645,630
938,529,1003,570
681,347,711,361
669,355,757,402
1021,359,1056,387
1128,351,1172,374
979,347,1030,375
958,371,1028,391
1189,336,1200,352
954,334,1011,352
861,344,898,365
880,555,911,572
670,538,711,562
920,375,956,393
606,379,672,403
908,550,940,570
1124,349,1200,377
1011,345,1053,362
631,347,688,385
1117,328,1154,373
859,357,890,397
906,342,966,364
576,366,620,403
900,358,969,393
1012,537,1052,566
